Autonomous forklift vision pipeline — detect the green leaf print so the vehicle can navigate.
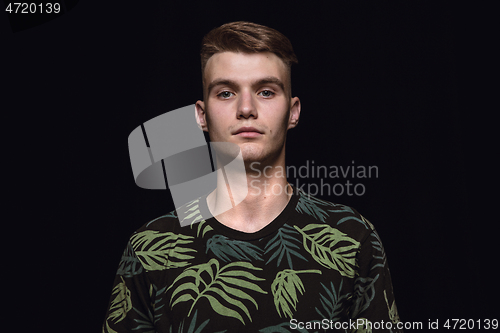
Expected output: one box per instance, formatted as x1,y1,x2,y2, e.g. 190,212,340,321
130,230,196,270
384,289,400,324
193,219,213,238
327,204,354,215
180,198,204,226
116,241,143,277
351,275,378,318
132,306,155,333
206,234,263,262
271,269,321,319
175,309,210,333
167,258,267,324
108,276,132,324
295,191,333,222
370,230,387,270
131,284,167,331
360,214,374,229
146,210,177,227
294,224,360,278
334,211,373,231
264,224,308,269
103,321,118,333
315,280,351,321
170,309,228,333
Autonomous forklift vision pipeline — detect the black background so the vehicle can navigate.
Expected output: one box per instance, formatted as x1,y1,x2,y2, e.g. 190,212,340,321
3,1,492,332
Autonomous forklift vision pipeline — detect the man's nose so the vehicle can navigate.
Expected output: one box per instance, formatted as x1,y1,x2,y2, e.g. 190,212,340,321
237,91,257,119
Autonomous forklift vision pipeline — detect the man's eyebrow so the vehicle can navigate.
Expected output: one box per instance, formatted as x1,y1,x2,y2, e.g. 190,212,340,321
207,79,238,95
254,77,285,92
206,76,286,95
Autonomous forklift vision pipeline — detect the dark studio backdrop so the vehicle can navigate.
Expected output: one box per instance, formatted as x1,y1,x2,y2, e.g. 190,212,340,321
3,1,490,332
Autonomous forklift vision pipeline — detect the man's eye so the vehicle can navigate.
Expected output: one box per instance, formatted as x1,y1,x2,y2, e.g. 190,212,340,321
259,90,275,98
218,91,234,99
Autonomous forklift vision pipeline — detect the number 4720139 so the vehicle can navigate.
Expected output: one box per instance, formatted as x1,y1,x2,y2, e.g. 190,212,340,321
5,3,61,14
444,319,498,330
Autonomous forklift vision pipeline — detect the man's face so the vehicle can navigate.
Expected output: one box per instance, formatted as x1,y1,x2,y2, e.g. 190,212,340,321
195,51,300,166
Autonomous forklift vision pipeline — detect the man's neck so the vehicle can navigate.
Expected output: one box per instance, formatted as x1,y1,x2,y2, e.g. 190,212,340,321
206,163,292,233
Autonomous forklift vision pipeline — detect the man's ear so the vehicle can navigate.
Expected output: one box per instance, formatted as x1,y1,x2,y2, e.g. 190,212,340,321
195,100,209,132
288,97,301,130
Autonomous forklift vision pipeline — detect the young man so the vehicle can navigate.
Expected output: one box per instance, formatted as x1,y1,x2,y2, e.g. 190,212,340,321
103,21,402,332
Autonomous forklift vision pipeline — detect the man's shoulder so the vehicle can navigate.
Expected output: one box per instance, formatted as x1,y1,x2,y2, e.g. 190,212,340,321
294,188,376,239
123,197,211,272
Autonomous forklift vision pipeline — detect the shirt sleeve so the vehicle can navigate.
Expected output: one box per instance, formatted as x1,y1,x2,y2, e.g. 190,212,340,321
348,227,403,333
102,241,158,333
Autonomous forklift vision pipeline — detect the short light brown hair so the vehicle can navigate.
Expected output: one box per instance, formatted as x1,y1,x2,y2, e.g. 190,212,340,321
200,21,298,95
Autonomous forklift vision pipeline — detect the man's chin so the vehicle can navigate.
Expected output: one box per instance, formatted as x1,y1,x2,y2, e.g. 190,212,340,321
239,144,264,163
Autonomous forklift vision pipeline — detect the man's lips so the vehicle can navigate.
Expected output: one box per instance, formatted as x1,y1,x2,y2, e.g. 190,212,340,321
233,127,263,137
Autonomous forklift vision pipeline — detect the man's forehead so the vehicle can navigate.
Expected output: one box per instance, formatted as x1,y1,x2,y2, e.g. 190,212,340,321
203,51,288,84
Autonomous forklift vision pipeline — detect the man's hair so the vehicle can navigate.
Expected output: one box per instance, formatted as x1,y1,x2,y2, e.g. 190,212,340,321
200,21,298,82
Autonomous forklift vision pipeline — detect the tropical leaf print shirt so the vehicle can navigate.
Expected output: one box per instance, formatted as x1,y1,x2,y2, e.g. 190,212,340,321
103,186,402,332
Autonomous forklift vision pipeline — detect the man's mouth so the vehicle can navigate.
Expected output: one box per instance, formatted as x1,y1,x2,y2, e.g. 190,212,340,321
233,127,263,137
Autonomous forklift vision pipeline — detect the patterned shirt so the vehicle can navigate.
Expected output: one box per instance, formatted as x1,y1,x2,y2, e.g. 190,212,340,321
103,186,402,332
